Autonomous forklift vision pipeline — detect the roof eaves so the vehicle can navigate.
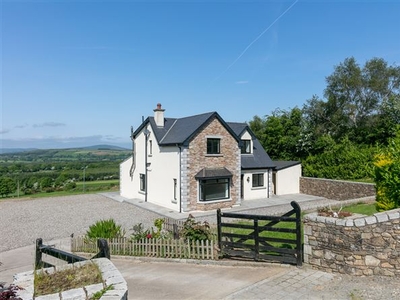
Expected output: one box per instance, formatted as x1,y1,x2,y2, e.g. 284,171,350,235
132,117,150,138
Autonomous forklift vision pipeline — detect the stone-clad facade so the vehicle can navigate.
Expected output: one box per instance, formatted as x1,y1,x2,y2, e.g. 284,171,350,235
304,209,400,276
185,117,241,211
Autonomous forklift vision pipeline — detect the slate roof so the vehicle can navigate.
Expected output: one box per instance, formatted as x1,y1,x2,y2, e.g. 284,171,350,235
134,111,275,169
195,167,233,180
273,161,301,171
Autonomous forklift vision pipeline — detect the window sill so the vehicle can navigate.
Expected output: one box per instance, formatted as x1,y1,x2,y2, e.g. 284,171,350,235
197,198,232,204
251,186,266,190
205,154,223,157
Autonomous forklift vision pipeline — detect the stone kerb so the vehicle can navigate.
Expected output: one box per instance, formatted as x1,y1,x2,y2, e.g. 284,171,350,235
303,209,400,276
13,258,127,300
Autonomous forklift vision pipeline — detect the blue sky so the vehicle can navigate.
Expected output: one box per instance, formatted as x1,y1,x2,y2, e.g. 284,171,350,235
1,0,399,149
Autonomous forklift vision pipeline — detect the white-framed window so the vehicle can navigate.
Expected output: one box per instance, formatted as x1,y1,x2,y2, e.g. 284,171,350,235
173,178,177,200
207,138,220,154
241,140,251,154
252,173,264,188
140,173,146,191
199,178,230,201
149,140,153,155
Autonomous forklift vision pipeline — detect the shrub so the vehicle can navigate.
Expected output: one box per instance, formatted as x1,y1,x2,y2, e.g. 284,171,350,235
64,182,77,191
180,215,211,241
374,130,400,211
86,219,125,239
130,218,170,241
0,283,23,300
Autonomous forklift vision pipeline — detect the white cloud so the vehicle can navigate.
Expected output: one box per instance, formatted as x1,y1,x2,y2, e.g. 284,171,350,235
33,122,66,128
235,81,249,85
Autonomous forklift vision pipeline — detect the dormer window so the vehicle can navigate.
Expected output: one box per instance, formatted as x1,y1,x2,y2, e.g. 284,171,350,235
241,140,251,154
207,138,220,154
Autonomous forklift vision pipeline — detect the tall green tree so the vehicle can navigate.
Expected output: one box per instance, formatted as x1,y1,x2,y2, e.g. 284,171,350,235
249,107,303,160
316,57,400,144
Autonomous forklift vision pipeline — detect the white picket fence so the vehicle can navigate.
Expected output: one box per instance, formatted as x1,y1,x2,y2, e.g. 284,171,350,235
72,237,217,260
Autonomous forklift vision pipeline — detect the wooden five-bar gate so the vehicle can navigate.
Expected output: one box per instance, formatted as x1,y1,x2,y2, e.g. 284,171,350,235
217,201,302,266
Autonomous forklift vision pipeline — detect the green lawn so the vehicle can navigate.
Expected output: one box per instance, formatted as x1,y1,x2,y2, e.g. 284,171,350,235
342,203,378,215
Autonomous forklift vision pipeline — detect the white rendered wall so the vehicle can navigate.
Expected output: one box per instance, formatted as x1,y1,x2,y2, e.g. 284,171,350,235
120,156,135,199
146,140,180,211
242,170,269,200
275,164,301,195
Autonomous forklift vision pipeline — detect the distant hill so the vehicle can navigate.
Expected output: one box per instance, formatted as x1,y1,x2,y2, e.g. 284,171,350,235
0,145,131,162
81,145,129,151
0,144,129,155
0,148,38,154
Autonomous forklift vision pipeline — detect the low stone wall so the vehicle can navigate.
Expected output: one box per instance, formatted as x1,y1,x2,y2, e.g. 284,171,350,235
14,258,127,300
300,177,375,200
303,209,400,276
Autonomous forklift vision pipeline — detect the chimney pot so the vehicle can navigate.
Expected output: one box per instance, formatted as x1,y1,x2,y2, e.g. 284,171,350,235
157,103,162,109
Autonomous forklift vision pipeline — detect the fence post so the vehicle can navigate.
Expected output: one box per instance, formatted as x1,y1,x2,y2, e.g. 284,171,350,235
35,238,43,269
217,209,222,257
291,201,303,266
97,239,110,259
173,224,179,239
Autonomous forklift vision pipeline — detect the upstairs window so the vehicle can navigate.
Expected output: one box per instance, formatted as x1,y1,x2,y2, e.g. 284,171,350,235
207,138,220,154
241,140,251,154
252,173,264,188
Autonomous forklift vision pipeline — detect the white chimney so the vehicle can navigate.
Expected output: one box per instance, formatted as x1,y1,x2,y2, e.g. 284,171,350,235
154,103,165,127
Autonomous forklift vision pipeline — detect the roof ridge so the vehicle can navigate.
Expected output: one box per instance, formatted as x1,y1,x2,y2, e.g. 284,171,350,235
159,119,178,143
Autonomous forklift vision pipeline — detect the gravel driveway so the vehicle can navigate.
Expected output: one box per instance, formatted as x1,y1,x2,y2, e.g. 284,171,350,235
0,194,161,253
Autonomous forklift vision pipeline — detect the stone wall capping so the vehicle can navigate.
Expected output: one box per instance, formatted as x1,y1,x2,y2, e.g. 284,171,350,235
387,210,400,220
316,216,327,223
364,215,377,225
335,218,346,226
345,219,354,227
375,213,389,223
354,218,366,227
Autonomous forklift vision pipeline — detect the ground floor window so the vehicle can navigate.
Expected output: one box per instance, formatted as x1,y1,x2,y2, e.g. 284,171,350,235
199,178,230,201
252,173,264,187
140,173,146,191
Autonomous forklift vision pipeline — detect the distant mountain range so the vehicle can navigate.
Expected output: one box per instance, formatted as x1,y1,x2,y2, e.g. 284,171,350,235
0,144,130,154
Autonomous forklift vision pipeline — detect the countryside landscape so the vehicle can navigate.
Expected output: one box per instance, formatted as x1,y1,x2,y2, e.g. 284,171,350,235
2,1,400,299
0,146,131,198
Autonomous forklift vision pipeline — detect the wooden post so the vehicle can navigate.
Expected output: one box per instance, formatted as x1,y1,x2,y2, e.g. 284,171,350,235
173,224,179,239
35,238,43,269
97,239,110,260
291,201,303,266
217,208,222,258
254,219,259,261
